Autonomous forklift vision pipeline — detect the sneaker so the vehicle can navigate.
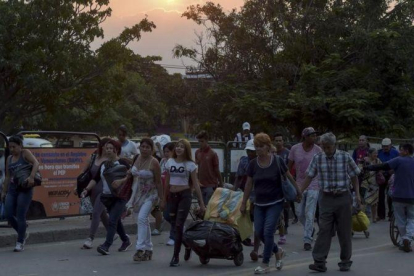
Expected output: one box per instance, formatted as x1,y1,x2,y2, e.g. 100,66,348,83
278,236,286,245
97,244,110,255
275,248,285,270
13,242,24,252
304,243,312,251
166,239,175,246
151,229,161,236
170,255,180,267
254,265,270,274
118,236,132,252
309,263,327,272
339,263,352,272
83,238,93,249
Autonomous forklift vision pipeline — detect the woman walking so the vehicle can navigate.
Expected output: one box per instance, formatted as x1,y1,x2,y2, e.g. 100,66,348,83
128,138,163,262
161,139,206,267
1,135,40,252
82,139,132,255
82,138,110,249
361,148,381,223
240,133,301,274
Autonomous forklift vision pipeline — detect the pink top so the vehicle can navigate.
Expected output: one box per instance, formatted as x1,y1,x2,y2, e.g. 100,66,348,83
288,143,322,190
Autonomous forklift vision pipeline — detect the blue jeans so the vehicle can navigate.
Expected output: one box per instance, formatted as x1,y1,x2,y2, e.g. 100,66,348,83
201,187,214,206
254,202,284,264
298,190,319,243
5,185,33,243
163,201,175,240
393,201,414,242
101,196,129,248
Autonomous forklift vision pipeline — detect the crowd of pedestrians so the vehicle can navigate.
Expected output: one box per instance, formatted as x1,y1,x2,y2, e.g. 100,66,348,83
1,124,414,274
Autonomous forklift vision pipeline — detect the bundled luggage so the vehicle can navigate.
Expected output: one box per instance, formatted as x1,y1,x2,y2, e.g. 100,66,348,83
183,220,244,266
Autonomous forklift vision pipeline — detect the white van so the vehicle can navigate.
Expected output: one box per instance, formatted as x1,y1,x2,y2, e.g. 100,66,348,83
23,138,53,148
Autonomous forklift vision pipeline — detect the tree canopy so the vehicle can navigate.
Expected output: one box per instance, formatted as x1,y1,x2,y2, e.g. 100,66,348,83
175,0,414,139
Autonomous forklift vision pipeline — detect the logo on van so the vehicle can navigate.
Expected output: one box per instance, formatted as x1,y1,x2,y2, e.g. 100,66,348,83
48,190,71,198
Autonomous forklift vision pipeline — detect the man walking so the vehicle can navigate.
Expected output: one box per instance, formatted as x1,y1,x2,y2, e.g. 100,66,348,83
117,125,138,161
274,133,297,243
288,127,322,251
377,138,399,220
301,133,361,272
195,131,223,205
365,144,414,252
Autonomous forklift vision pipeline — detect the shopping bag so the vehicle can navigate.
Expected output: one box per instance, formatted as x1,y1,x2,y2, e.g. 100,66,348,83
352,211,370,232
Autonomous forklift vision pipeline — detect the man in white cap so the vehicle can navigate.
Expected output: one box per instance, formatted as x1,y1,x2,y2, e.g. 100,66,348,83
377,138,399,221
288,127,322,251
234,122,254,148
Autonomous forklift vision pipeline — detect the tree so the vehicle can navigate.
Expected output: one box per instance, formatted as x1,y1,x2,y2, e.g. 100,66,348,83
0,0,157,134
175,0,414,139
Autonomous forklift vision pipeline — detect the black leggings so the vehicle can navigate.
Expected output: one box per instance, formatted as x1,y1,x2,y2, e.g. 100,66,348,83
169,189,192,257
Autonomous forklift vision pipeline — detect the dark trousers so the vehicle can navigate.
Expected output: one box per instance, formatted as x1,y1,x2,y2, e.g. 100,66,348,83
5,186,33,243
163,201,176,240
169,189,192,257
378,178,393,219
313,192,352,266
101,195,129,248
283,201,298,228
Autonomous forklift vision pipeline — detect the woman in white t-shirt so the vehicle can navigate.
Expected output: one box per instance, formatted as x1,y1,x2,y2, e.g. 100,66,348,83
161,139,205,267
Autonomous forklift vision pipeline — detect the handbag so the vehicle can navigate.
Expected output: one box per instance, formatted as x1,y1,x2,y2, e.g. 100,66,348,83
275,155,297,201
76,154,97,197
13,163,42,190
376,172,386,186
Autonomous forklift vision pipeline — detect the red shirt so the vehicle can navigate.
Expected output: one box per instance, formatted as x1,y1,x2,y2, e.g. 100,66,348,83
195,146,220,187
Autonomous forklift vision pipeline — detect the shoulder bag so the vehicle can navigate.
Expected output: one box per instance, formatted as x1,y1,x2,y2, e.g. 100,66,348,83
12,158,42,191
76,153,97,197
275,155,297,201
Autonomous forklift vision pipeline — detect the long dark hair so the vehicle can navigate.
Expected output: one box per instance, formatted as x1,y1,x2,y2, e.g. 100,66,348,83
98,138,111,157
9,135,24,146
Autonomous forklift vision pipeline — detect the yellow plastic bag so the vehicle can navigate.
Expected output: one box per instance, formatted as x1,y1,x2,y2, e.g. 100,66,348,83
352,211,370,232
204,188,253,240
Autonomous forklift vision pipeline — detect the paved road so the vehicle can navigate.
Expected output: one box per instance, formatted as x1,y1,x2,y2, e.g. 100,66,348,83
0,220,412,276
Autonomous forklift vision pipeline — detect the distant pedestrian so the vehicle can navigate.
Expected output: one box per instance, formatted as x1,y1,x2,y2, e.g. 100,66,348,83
352,135,370,164
301,133,361,272
160,142,176,246
377,138,399,220
288,127,322,251
240,133,301,274
195,131,223,205
234,122,254,148
82,140,132,255
81,138,110,249
160,139,206,267
365,143,414,252
128,138,163,262
2,135,40,252
274,133,296,245
117,125,138,161
360,148,381,223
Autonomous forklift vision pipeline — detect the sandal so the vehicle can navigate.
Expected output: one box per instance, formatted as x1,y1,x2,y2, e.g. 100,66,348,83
254,265,270,274
275,248,285,270
250,250,258,262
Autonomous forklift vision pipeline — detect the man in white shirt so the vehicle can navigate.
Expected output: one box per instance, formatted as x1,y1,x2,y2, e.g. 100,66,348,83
117,125,138,161
234,122,254,148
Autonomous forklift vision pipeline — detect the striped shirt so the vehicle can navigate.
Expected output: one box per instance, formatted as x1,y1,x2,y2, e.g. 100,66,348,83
306,150,360,193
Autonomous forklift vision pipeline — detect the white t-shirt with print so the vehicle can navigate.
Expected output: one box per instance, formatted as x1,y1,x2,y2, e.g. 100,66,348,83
165,158,197,186
120,140,138,159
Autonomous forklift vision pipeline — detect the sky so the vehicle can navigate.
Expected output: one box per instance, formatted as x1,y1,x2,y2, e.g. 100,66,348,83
94,0,245,74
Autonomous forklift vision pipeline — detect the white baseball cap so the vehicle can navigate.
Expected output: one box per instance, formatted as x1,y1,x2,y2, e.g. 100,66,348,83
243,122,251,130
245,139,255,151
382,138,392,146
